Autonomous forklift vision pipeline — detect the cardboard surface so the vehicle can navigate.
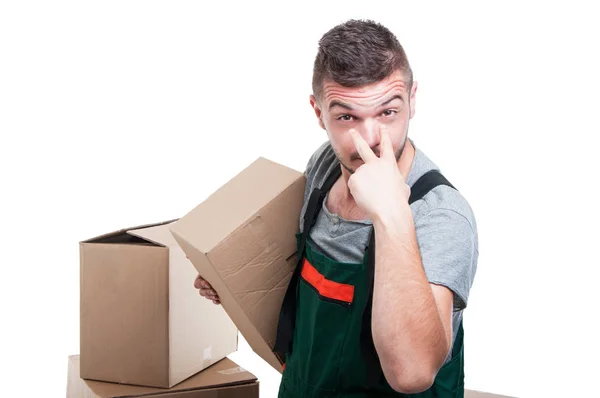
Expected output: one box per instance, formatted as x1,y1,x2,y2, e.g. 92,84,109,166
80,221,238,388
67,355,259,398
465,390,517,398
170,157,305,373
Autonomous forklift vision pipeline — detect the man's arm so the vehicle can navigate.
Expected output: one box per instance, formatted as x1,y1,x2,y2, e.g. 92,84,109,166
371,208,453,394
345,125,475,394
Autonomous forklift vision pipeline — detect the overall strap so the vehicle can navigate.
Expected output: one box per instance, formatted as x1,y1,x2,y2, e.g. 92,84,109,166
274,165,342,356
361,170,457,386
453,320,464,358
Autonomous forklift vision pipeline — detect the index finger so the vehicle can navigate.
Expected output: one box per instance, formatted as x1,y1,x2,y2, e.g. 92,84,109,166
350,129,377,163
379,124,394,161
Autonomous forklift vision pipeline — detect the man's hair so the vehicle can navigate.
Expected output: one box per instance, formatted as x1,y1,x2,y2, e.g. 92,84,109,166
312,19,413,101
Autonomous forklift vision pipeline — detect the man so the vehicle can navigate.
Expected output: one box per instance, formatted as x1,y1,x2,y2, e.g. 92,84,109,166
195,19,478,397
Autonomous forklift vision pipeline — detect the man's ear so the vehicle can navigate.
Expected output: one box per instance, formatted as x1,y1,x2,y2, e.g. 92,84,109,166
310,94,326,130
409,81,418,119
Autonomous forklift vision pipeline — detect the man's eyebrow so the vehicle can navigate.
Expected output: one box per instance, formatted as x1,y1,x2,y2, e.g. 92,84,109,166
328,95,403,111
328,100,354,111
377,94,403,108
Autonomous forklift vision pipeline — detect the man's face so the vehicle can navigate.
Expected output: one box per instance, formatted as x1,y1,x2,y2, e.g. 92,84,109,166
310,70,417,173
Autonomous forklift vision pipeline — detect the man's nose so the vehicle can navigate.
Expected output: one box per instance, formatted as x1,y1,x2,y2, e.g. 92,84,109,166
358,120,380,150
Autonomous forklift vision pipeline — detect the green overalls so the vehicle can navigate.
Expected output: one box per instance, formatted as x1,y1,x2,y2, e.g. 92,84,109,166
275,165,465,398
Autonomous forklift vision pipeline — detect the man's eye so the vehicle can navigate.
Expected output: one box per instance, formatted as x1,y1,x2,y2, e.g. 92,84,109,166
382,109,397,117
337,115,354,121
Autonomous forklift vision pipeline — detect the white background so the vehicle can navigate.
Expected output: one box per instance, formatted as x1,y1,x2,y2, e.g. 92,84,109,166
1,1,598,397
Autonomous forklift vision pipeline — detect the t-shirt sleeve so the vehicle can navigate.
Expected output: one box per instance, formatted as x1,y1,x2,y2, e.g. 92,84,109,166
299,146,322,231
303,146,320,177
414,208,478,311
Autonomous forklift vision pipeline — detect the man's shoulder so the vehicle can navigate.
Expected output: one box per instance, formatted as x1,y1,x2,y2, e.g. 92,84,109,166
298,141,338,230
409,144,477,235
304,140,338,188
414,183,478,235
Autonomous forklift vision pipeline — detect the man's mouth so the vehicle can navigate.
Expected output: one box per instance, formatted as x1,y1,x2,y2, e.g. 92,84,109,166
351,152,380,162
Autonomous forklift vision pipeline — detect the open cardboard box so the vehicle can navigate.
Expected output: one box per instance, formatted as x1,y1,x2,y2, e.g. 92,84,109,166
170,157,305,373
67,355,258,398
80,220,238,388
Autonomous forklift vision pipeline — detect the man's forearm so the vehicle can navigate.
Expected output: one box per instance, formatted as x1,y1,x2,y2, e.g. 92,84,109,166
371,205,449,390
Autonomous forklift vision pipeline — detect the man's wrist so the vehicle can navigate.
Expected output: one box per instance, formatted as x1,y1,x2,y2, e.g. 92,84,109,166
372,203,413,236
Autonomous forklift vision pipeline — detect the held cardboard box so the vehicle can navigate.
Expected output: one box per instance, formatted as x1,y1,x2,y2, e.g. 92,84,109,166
170,157,305,373
67,355,259,398
80,220,238,388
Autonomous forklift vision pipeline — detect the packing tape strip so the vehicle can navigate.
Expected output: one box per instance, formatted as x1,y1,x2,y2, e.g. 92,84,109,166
217,366,247,375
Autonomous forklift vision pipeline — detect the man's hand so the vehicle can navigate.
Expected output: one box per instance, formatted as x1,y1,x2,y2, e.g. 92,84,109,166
348,125,411,224
194,274,221,305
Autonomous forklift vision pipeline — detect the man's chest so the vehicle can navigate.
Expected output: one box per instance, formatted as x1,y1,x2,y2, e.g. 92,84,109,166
324,180,369,222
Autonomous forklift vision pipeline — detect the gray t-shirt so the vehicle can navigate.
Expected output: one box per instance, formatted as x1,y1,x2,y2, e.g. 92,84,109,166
299,138,479,364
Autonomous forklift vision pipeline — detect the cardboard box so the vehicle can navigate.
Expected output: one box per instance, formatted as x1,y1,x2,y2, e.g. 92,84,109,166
466,390,516,398
170,157,305,373
80,220,238,388
67,355,259,398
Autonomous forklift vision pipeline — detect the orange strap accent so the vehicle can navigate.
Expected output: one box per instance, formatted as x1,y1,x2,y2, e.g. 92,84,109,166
301,258,354,304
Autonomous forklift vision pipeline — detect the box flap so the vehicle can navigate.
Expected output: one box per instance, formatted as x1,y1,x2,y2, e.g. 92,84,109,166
69,355,256,398
126,222,179,249
82,219,178,244
164,224,239,385
170,157,302,254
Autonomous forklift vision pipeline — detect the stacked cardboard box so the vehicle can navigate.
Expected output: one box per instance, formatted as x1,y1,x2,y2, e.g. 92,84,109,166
466,391,516,398
67,355,259,398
